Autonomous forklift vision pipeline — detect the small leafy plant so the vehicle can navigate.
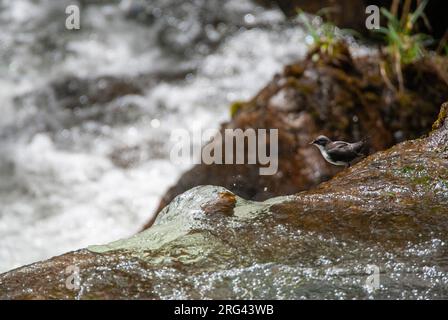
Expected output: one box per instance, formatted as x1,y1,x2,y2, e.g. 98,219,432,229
297,9,340,59
297,8,361,62
377,0,431,64
376,0,432,91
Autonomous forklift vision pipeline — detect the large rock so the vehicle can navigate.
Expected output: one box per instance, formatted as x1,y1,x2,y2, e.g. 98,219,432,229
1,102,448,299
147,43,448,228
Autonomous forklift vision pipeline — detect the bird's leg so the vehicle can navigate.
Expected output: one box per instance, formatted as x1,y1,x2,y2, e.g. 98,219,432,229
346,162,351,168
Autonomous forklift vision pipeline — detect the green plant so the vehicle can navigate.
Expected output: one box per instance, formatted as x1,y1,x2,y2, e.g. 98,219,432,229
297,8,361,61
376,0,432,91
297,9,339,58
229,101,244,118
378,1,431,64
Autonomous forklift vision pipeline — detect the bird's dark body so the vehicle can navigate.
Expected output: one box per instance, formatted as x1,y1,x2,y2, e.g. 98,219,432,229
325,141,364,163
310,135,366,167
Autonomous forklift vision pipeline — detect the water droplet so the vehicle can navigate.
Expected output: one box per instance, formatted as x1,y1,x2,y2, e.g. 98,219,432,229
305,35,314,45
151,119,160,128
79,95,88,105
152,7,162,18
244,14,255,25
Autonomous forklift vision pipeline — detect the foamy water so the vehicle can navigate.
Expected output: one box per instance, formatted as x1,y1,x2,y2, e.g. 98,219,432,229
0,0,307,272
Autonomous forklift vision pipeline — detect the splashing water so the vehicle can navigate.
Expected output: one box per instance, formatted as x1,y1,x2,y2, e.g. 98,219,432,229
0,0,308,272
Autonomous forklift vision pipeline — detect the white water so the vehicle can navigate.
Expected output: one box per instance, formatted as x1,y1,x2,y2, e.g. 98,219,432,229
0,0,307,272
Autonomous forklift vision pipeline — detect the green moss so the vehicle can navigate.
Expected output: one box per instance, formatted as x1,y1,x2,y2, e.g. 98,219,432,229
385,191,396,198
400,165,414,174
394,165,435,189
431,103,448,131
412,175,432,187
229,101,245,118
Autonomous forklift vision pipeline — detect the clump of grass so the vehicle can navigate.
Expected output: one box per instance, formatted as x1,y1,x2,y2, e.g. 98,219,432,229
378,0,431,64
297,8,361,62
297,9,340,60
376,0,432,92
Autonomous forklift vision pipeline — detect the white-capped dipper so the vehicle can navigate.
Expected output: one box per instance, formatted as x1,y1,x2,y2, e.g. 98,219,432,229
310,135,366,167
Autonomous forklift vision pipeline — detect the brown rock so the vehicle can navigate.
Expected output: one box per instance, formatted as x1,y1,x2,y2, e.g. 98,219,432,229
145,42,448,230
1,102,448,299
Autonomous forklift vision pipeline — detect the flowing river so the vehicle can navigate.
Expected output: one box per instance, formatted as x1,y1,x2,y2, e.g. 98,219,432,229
0,0,307,273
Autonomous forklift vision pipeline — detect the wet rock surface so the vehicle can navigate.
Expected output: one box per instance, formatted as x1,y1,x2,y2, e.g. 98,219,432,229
149,43,448,226
1,103,448,299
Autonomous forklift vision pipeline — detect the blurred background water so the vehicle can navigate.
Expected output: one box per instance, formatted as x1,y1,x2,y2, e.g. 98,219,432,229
0,0,308,272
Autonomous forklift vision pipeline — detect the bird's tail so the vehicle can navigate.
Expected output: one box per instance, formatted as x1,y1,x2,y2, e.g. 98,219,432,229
357,135,371,155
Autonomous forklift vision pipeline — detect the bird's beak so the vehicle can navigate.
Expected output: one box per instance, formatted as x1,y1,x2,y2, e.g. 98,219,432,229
309,141,314,145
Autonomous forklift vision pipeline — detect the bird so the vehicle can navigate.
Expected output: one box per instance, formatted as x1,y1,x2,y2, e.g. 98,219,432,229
310,135,366,167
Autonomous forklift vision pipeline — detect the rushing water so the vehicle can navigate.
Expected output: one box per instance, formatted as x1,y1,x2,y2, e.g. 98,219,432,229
0,0,308,272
